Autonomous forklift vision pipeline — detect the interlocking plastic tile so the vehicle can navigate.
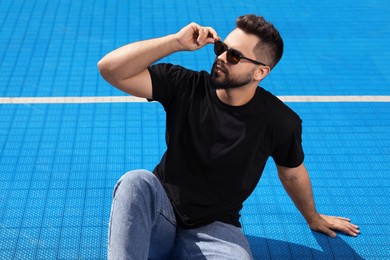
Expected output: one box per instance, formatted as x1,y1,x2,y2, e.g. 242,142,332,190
1,0,390,259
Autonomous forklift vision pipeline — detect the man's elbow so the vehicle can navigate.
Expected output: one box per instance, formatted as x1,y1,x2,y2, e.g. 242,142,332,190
97,58,110,79
276,163,306,180
97,58,117,85
278,172,299,183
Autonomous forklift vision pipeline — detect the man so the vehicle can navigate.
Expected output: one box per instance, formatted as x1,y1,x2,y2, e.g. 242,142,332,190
98,14,360,259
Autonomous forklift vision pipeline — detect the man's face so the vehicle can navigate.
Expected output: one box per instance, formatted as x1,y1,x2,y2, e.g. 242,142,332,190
210,28,261,89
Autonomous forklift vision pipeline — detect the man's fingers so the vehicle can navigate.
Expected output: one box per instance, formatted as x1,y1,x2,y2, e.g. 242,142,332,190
324,215,360,237
196,26,219,45
310,214,360,238
319,225,337,238
338,221,360,237
309,218,337,237
204,26,220,41
178,22,220,50
320,214,350,222
197,27,208,43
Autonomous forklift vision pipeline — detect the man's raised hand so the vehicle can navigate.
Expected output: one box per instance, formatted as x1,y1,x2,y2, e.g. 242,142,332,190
175,22,220,51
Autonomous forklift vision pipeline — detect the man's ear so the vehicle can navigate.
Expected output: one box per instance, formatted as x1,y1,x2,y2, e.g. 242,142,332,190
254,66,271,81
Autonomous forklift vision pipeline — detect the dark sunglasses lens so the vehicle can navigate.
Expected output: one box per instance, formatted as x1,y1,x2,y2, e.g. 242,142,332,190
227,50,240,64
214,41,225,56
214,41,240,65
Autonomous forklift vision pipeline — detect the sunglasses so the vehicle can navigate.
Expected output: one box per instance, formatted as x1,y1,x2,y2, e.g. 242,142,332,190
214,40,267,66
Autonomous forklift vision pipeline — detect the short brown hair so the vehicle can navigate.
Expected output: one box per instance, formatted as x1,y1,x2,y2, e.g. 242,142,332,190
236,14,284,69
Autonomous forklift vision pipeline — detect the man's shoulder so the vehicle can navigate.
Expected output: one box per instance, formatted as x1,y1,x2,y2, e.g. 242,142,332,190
149,63,211,86
257,87,301,124
150,63,207,76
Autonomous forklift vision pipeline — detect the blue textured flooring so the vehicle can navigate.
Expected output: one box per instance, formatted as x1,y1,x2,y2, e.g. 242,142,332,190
1,0,390,259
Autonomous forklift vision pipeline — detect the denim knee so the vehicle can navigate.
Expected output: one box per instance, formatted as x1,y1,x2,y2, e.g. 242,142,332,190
112,169,156,198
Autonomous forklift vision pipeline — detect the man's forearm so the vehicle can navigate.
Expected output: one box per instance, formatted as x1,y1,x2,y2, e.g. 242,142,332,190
277,164,319,223
98,34,182,84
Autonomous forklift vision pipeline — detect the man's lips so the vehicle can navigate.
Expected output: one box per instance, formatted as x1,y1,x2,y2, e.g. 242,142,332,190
215,62,227,73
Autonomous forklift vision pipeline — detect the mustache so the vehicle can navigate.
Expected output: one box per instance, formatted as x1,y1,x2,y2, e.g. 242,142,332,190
213,60,228,73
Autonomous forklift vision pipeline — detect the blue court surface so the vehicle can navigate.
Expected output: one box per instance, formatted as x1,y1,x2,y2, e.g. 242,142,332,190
0,0,389,259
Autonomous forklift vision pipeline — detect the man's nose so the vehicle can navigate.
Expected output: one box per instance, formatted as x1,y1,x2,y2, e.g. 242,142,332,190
217,51,228,64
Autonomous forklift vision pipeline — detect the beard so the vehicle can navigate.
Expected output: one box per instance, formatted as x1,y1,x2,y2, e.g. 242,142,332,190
210,61,255,90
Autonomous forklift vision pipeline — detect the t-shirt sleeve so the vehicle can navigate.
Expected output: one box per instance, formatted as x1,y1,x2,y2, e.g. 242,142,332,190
147,63,192,109
271,122,304,168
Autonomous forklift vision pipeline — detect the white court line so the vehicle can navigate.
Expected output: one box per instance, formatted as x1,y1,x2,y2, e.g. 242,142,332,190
0,96,390,104
0,96,147,104
278,96,390,102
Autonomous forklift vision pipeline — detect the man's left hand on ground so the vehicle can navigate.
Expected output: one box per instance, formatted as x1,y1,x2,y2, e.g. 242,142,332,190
308,213,360,237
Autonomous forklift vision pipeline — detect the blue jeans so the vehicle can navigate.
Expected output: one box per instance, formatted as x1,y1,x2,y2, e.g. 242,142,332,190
108,170,254,260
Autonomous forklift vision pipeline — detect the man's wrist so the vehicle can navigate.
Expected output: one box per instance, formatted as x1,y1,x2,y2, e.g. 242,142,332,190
304,211,321,224
157,34,185,54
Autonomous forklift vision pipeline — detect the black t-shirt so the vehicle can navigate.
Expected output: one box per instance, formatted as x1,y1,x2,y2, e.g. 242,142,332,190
148,63,304,228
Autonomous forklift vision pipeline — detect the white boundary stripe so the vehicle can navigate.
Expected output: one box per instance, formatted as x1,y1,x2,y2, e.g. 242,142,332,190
0,95,389,104
279,96,390,102
0,96,147,104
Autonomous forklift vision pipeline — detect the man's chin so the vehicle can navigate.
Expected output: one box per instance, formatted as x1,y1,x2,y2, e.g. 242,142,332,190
210,74,223,89
210,77,231,90
210,67,239,90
